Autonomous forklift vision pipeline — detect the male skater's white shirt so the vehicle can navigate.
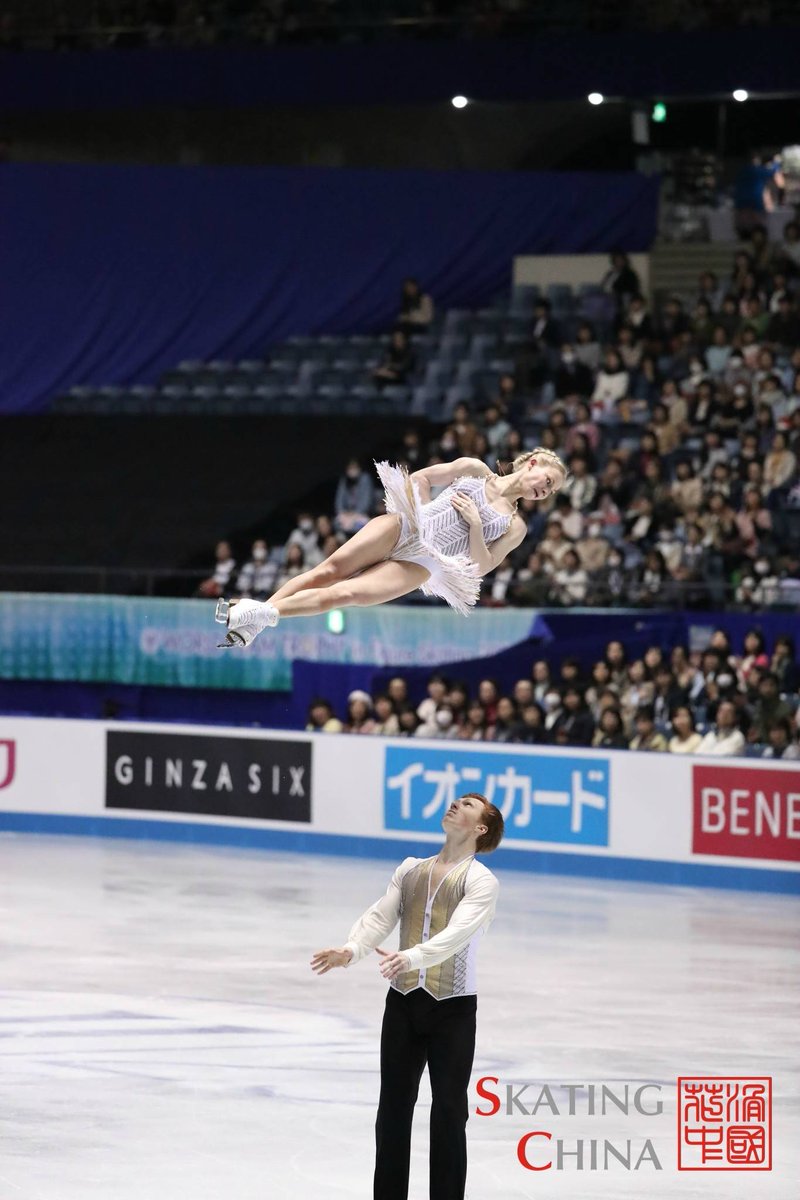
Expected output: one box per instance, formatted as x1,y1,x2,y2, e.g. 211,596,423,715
343,855,498,1000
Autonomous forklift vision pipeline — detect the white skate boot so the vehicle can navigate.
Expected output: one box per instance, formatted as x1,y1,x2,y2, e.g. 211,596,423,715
215,598,279,648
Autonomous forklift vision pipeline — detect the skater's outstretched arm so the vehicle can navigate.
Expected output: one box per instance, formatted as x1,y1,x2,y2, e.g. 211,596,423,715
310,858,414,975
411,456,491,502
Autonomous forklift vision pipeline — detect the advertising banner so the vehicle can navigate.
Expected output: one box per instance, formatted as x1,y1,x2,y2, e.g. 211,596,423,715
692,765,800,863
384,745,609,846
106,729,312,823
0,594,534,693
0,716,798,891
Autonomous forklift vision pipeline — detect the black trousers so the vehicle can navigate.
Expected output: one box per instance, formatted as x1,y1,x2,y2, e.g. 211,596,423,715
374,987,477,1200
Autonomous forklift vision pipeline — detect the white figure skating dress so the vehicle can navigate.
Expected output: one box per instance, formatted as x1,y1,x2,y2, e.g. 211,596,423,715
376,461,514,616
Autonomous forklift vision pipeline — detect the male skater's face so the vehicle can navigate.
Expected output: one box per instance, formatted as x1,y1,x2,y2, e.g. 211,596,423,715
443,794,487,843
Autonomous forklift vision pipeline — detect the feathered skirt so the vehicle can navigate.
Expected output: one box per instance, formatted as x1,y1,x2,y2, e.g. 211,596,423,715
375,461,482,617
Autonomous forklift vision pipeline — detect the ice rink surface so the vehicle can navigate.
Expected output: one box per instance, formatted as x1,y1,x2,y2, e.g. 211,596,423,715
0,834,797,1200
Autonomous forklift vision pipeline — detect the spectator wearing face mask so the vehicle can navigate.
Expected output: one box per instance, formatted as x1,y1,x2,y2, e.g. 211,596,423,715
235,538,278,600
416,673,450,731
735,558,778,609
541,688,563,731
415,702,459,740
287,512,320,562
334,458,375,535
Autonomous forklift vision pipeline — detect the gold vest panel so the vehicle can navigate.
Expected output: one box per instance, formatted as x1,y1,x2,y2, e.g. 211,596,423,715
394,857,473,999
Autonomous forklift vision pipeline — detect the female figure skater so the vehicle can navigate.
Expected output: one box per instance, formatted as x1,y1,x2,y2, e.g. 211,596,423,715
215,449,568,646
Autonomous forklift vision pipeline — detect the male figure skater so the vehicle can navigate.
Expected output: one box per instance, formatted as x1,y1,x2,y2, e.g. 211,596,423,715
311,792,504,1200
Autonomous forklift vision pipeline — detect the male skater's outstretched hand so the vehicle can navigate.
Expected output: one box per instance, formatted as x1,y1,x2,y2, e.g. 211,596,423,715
310,947,353,974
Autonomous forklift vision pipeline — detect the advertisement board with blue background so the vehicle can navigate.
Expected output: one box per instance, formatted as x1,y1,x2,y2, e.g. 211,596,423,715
0,594,534,694
384,746,609,847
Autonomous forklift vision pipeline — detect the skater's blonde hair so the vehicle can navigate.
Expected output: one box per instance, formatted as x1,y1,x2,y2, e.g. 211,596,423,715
503,448,570,490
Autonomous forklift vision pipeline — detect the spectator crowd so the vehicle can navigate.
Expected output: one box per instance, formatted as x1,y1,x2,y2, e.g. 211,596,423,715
202,237,800,612
303,630,800,760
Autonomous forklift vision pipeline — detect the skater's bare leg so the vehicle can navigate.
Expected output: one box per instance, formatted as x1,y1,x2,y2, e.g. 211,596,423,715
267,514,402,606
274,559,429,619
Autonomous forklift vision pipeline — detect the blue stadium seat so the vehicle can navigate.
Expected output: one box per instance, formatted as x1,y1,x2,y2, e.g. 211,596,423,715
443,310,470,336
151,394,184,414
438,335,469,362
468,333,499,363
547,283,574,307
424,361,454,388
253,382,282,399
410,385,441,416
508,284,540,314
454,361,481,387
443,384,476,412
381,385,410,403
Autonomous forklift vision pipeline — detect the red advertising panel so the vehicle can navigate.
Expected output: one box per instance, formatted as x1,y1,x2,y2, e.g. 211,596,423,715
693,765,800,863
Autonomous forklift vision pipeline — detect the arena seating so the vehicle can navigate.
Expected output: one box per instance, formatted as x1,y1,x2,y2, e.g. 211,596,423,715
51,283,614,420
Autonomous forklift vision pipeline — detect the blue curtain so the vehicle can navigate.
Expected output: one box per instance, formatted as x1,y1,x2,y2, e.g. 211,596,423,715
1,163,659,413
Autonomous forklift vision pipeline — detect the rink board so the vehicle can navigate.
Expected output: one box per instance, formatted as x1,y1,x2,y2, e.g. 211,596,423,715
0,716,798,893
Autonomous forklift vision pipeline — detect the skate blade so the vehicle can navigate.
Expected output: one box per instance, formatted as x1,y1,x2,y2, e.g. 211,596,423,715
217,629,247,649
215,598,231,626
